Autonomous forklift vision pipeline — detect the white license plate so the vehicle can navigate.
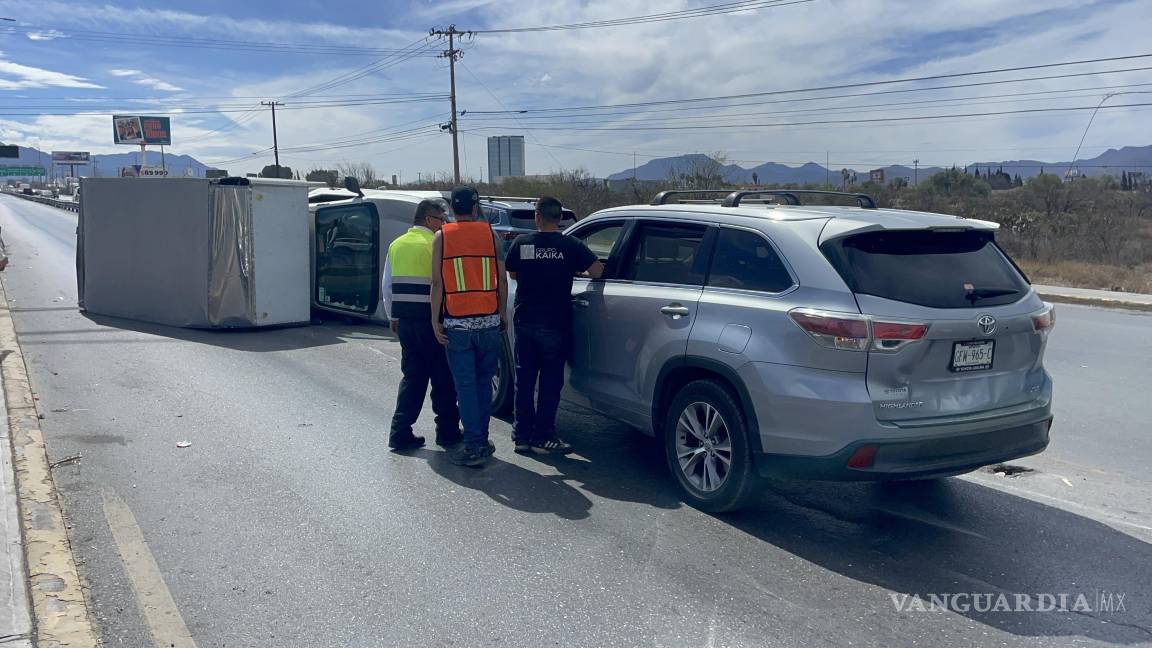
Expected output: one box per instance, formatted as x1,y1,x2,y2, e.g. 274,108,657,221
951,340,995,372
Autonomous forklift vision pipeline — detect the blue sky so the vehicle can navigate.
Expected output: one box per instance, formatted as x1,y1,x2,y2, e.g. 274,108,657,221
0,0,1149,179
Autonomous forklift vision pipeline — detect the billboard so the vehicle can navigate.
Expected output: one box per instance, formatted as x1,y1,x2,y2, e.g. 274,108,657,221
52,151,91,164
120,165,169,178
869,168,885,184
205,169,229,179
0,146,18,159
113,115,172,145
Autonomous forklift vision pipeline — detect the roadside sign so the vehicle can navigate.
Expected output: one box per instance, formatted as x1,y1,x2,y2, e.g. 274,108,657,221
119,165,168,178
52,151,91,164
205,169,229,179
113,115,172,145
0,166,45,176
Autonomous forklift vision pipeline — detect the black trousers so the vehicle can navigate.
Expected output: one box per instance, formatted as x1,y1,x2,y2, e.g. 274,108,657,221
390,318,460,439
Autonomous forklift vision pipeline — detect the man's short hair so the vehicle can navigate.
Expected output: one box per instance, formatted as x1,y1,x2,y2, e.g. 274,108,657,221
414,199,444,225
536,196,563,223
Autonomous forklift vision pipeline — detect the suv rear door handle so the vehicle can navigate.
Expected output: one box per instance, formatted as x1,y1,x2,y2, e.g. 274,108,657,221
573,298,590,307
660,304,691,318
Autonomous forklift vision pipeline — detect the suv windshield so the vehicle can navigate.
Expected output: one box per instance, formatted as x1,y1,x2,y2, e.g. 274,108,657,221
823,229,1028,308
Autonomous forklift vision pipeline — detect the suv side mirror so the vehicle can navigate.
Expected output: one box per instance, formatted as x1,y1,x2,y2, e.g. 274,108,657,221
344,177,364,196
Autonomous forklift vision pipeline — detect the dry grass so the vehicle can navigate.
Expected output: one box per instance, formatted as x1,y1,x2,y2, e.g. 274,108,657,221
1016,259,1152,295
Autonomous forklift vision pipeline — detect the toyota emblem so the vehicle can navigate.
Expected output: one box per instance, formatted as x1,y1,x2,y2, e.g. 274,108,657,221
977,314,997,336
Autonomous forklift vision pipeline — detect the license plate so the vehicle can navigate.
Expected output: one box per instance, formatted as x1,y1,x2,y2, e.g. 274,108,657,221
951,340,995,372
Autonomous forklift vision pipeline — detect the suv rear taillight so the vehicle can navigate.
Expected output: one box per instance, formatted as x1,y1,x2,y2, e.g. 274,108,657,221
789,309,930,352
1031,303,1055,335
871,321,930,351
789,310,870,351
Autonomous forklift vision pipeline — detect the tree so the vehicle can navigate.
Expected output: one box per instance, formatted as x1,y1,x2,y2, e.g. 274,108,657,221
336,161,378,188
306,168,340,187
752,171,759,186
973,168,980,179
260,164,293,179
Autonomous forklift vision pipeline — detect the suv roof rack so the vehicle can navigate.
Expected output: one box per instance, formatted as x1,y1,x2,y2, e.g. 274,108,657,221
650,190,735,205
480,195,539,204
722,190,876,209
651,189,876,209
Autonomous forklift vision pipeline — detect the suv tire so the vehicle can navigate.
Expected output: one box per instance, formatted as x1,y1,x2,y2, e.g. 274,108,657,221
664,380,759,513
491,335,515,416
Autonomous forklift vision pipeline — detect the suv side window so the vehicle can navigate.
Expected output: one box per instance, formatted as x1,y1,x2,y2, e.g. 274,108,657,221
621,223,709,286
707,228,794,293
481,205,503,225
573,221,626,261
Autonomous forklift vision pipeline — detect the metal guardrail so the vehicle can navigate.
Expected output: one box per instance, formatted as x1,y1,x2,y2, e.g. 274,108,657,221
2,191,79,212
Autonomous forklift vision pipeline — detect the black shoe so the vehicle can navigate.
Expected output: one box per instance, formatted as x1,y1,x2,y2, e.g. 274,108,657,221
481,440,496,457
450,444,487,467
524,437,573,455
388,433,426,451
513,438,533,453
436,431,464,447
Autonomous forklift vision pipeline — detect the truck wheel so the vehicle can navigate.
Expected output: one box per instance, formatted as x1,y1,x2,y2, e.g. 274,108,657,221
491,335,514,416
664,380,759,513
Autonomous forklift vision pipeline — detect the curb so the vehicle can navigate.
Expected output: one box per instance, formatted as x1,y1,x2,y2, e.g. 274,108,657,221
0,276,100,646
1036,292,1152,313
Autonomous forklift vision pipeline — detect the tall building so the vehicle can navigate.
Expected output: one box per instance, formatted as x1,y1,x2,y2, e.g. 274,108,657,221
487,136,525,183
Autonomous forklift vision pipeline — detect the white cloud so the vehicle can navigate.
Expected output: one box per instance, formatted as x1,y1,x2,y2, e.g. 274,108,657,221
25,30,66,41
107,68,183,92
0,59,101,89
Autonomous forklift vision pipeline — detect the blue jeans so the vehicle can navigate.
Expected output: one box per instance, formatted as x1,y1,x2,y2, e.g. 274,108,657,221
444,327,504,448
513,324,569,442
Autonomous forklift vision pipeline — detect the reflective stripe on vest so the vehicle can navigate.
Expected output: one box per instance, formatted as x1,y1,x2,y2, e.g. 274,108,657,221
440,221,499,318
388,227,434,319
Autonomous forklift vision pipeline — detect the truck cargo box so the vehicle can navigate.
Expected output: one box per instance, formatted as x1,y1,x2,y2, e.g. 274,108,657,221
77,177,311,328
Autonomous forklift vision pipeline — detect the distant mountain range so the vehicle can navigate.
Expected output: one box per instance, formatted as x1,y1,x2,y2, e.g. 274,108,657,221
607,145,1152,185
0,144,211,178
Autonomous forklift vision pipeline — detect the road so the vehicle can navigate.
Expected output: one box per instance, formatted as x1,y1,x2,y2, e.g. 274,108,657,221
1,194,1150,648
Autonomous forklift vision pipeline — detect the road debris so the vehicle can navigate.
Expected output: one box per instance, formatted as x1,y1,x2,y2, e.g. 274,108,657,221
49,454,82,469
175,441,192,448
987,463,1036,477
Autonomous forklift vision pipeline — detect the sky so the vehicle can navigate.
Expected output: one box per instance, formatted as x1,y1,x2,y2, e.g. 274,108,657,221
0,0,1149,180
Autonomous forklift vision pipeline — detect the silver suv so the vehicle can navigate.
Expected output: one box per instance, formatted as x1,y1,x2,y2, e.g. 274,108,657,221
498,189,1055,512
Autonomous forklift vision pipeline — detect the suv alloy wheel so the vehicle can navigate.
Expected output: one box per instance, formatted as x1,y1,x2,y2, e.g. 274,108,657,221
664,380,758,512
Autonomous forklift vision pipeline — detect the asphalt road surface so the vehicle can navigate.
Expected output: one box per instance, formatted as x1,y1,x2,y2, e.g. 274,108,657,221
1,194,1150,648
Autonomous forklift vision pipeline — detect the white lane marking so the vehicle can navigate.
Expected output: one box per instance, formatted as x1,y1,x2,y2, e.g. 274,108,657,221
101,491,198,648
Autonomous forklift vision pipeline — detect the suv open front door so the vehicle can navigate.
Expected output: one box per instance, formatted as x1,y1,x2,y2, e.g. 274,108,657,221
313,201,381,316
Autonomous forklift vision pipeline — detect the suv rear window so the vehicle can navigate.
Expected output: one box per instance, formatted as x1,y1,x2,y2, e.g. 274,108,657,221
510,209,576,229
823,230,1028,308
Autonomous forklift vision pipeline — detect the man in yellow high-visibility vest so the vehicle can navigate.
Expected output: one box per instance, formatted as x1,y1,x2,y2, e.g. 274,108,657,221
382,199,460,450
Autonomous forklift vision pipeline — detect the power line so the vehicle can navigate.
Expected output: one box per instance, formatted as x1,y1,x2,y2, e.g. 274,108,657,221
0,96,449,117
461,84,1152,129
465,100,1152,130
472,0,811,33
457,61,565,173
464,52,1152,115
286,36,438,98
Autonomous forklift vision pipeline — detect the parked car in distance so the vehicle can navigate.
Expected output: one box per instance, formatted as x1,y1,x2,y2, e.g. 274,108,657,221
494,189,1055,512
480,197,577,254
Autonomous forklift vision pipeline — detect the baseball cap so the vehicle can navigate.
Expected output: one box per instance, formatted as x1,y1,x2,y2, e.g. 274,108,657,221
450,186,479,215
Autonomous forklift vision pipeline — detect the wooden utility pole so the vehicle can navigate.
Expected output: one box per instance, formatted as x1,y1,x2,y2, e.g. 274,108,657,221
261,101,284,178
431,25,469,184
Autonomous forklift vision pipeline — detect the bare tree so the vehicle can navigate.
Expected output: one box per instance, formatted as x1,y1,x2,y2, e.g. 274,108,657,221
335,161,378,188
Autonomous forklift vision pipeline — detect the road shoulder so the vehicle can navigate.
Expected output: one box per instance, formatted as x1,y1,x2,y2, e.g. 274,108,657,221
0,274,98,646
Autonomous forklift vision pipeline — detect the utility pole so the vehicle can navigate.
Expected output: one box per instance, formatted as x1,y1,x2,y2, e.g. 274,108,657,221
261,101,284,178
913,159,920,185
431,25,469,184
825,151,830,188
